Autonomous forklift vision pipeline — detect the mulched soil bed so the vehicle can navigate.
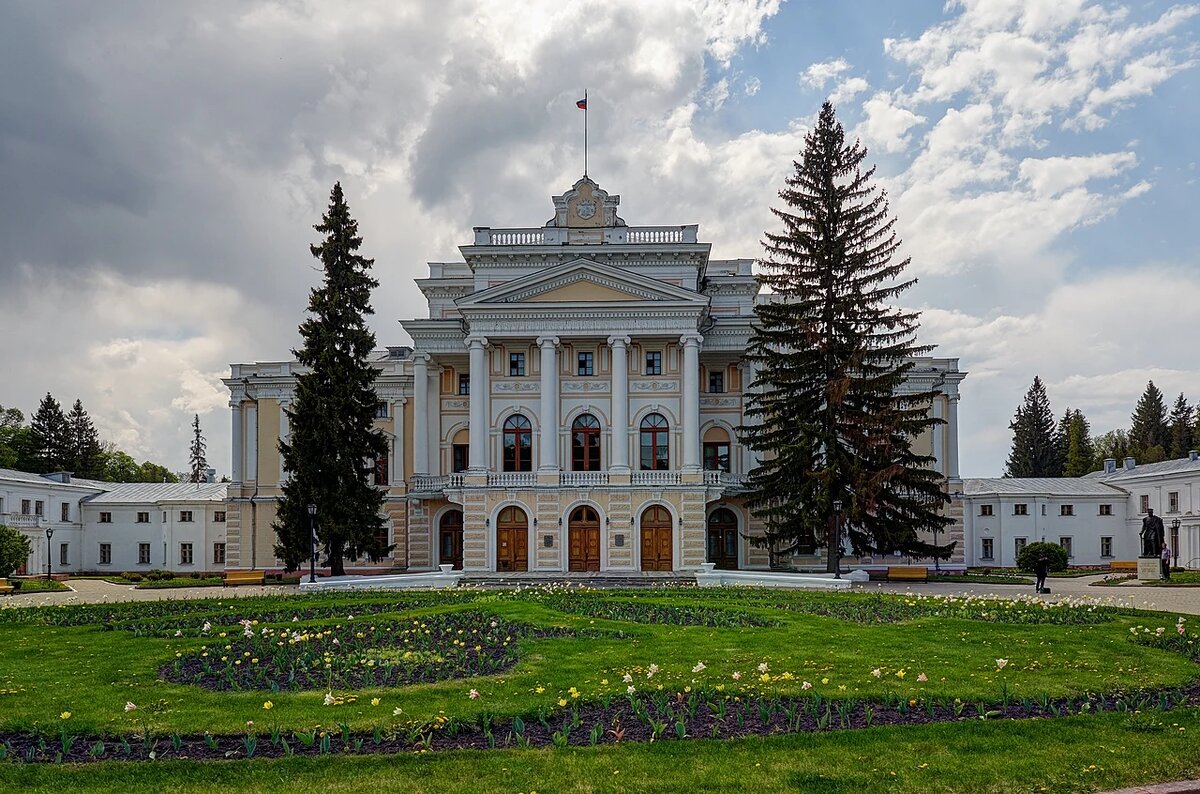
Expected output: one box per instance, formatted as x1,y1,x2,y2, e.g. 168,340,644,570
4,683,1198,764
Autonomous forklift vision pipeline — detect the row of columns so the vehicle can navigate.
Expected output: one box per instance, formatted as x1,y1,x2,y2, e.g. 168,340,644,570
411,334,705,476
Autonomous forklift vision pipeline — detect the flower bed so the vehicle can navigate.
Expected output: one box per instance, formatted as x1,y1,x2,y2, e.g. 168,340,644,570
516,590,780,627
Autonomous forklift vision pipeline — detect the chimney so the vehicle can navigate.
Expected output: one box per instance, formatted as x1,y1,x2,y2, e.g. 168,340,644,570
1190,450,1199,462
44,471,72,484
205,467,217,484
1123,457,1136,471
1103,458,1116,475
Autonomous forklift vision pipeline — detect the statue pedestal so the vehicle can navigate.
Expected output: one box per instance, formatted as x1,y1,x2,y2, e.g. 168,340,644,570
1137,557,1163,581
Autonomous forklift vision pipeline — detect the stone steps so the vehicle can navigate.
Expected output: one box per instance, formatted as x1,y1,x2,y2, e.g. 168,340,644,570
460,572,695,588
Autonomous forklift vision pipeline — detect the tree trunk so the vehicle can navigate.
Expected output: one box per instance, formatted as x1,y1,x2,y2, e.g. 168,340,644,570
329,549,345,577
826,515,838,574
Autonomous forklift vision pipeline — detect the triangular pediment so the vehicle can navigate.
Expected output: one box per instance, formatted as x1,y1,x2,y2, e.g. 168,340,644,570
457,259,707,308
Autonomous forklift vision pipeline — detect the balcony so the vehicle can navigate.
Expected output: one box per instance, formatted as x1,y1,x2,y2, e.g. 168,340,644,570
631,471,682,486
487,472,537,488
1,513,47,529
560,471,609,487
703,471,746,487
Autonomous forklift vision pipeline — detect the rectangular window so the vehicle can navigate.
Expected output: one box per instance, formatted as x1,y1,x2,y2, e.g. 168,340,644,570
1101,536,1113,558
99,543,112,565
703,442,731,472
1099,504,1113,516
979,504,994,517
213,543,226,565
1168,491,1179,513
60,502,70,522
458,374,470,395
508,352,525,377
180,543,193,566
34,500,44,517
577,351,594,376
452,444,470,473
162,511,167,522
708,371,725,393
1140,494,1150,513
136,511,150,523
179,511,193,523
138,543,150,565
645,351,662,375
375,401,389,419
59,543,69,566
20,499,30,515
1060,504,1074,517
214,511,226,523
1041,504,1047,516
1014,537,1027,557
373,456,389,486
1013,503,1028,516
981,538,994,560
99,512,112,524
1059,536,1073,558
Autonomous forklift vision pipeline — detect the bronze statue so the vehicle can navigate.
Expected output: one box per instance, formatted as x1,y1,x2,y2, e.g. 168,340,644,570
1141,509,1165,557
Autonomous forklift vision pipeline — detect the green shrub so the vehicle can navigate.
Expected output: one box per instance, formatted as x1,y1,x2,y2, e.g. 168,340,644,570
122,573,143,583
190,572,200,579
1017,542,1069,573
0,524,33,579
146,569,171,581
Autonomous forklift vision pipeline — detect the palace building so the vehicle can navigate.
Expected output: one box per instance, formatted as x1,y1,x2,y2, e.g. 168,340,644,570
223,178,966,576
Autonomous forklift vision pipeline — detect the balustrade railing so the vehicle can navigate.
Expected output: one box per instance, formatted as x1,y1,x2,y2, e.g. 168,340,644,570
408,475,449,492
560,471,609,487
631,471,682,486
487,472,537,487
474,225,697,246
1,513,45,528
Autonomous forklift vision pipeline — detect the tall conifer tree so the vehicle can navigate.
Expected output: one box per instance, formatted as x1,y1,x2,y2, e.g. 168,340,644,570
1063,409,1094,477
1052,407,1073,478
65,399,103,479
28,393,69,473
1004,377,1057,477
1129,380,1169,463
188,414,208,483
741,102,952,570
1167,393,1194,459
274,183,390,576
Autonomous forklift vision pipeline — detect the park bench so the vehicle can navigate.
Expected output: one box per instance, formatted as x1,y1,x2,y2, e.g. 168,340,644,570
0,578,12,595
1109,561,1138,573
224,570,266,587
887,566,929,583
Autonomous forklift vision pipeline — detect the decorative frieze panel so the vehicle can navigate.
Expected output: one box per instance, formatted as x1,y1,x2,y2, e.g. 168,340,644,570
493,381,539,393
630,381,679,393
700,397,741,408
561,380,610,393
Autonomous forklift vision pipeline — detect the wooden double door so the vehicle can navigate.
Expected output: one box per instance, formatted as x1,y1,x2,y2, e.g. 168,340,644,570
438,510,464,571
495,506,528,572
568,506,601,572
640,505,673,571
706,508,740,570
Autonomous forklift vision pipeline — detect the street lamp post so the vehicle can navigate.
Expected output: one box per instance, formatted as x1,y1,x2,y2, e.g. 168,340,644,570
307,504,318,584
45,527,55,582
1171,518,1181,569
832,500,843,580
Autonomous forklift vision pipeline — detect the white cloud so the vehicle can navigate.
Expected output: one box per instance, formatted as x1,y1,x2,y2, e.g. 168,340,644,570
744,76,762,96
829,76,869,104
858,92,926,153
1017,151,1137,196
800,57,852,88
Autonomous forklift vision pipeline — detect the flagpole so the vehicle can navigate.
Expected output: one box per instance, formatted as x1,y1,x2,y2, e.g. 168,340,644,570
584,89,588,177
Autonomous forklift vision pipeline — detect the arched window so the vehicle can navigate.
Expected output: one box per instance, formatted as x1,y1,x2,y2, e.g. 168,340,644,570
571,414,602,471
639,413,670,470
502,415,532,472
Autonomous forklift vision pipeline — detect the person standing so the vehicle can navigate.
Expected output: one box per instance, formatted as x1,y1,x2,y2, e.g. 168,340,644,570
1034,554,1050,593
1161,544,1172,580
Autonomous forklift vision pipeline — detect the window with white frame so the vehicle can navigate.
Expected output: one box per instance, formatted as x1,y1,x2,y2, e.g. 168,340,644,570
179,510,193,523
375,401,389,419
577,351,594,376
20,499,30,515
180,543,193,566
1060,504,1074,517
35,500,44,517
214,543,226,565
645,350,662,375
59,543,68,566
1168,492,1179,513
1101,536,1113,558
138,543,150,565
136,511,150,523
508,352,525,377
1140,494,1150,513
979,504,993,517
99,512,112,523
60,502,70,521
214,511,226,523
981,537,994,560
1014,537,1027,557
1099,504,1113,516
1013,503,1028,516
99,543,112,565
1059,536,1073,558
458,374,470,395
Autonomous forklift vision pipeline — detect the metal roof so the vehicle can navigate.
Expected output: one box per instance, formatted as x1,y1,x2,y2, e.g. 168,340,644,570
83,482,228,505
0,468,107,492
963,478,1126,497
1085,455,1200,482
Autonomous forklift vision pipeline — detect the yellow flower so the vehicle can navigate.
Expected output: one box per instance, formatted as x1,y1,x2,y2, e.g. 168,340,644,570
535,686,545,694
371,698,381,707
263,701,274,710
557,698,568,707
821,678,829,685
59,711,71,720
895,669,906,679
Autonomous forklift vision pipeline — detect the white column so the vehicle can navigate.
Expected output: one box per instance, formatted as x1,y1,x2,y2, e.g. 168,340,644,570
230,402,243,484
931,396,944,476
947,394,961,481
392,398,406,485
537,336,560,472
412,353,430,475
608,336,630,473
428,366,442,475
681,334,702,472
278,400,290,483
467,336,490,472
244,403,258,482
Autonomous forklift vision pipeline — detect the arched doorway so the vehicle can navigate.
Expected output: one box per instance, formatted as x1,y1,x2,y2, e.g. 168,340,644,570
495,505,528,572
568,506,601,572
640,505,673,571
438,510,464,570
707,508,739,570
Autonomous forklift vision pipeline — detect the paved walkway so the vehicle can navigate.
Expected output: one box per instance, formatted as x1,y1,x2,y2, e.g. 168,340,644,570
2,578,294,606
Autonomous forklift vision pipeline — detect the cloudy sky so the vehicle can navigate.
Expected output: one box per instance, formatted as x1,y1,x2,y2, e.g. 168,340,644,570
1,0,1197,478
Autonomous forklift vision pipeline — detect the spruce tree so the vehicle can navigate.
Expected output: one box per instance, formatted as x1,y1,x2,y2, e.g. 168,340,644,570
1063,410,1094,477
1167,393,1194,459
65,399,103,479
1052,408,1073,478
1129,380,1169,463
741,101,952,570
28,393,69,473
1004,377,1057,477
188,414,208,483
273,183,390,576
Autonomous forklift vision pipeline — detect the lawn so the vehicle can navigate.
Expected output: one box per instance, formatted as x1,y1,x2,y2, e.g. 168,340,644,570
0,587,1196,791
5,578,70,594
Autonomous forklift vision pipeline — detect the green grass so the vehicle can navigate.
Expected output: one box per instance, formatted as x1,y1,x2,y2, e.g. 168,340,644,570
2,709,1199,793
929,574,1034,585
1144,572,1200,586
7,578,70,593
0,587,1197,790
133,577,226,589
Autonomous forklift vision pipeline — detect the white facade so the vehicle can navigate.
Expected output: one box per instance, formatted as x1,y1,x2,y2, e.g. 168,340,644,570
961,451,1200,569
0,468,228,575
224,177,968,574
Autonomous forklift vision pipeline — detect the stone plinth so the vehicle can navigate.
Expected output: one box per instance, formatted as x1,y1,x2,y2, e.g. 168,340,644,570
1138,556,1163,581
